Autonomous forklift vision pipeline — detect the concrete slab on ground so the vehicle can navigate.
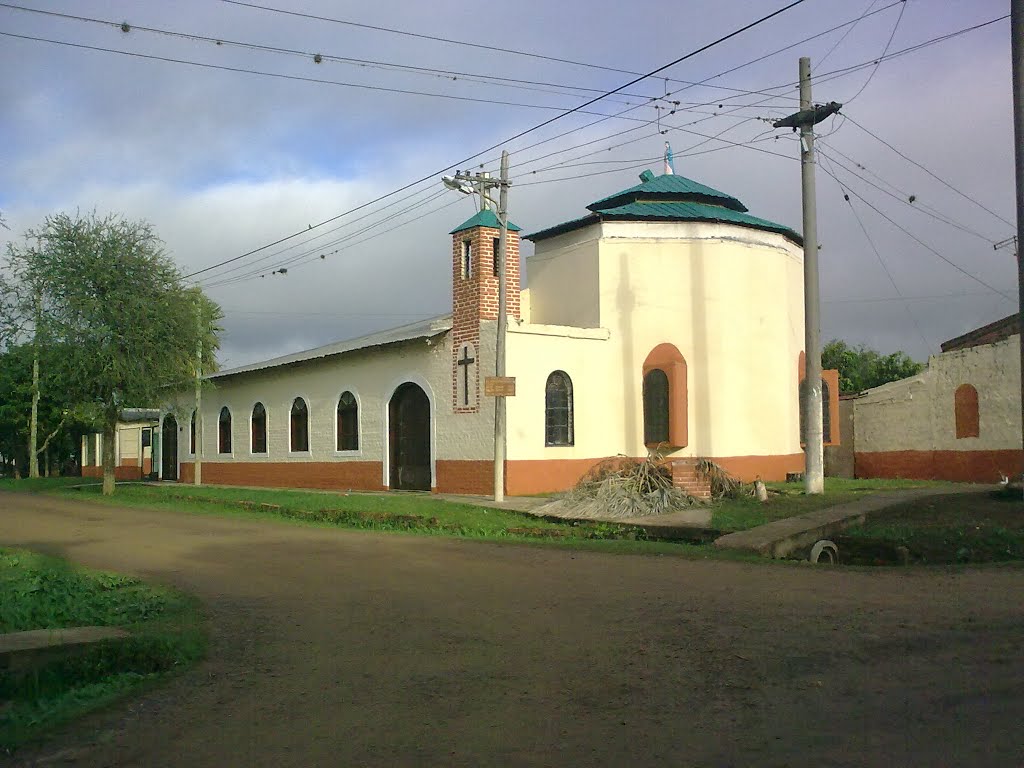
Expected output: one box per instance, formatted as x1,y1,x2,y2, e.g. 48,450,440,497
714,486,987,559
0,626,128,672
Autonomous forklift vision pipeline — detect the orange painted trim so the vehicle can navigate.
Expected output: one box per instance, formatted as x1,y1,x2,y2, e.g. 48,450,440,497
506,458,609,496
643,342,688,448
706,453,805,482
177,461,386,491
855,449,1023,483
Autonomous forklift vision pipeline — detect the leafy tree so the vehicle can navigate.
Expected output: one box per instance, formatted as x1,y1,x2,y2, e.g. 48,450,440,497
821,339,924,394
5,212,221,494
0,343,95,477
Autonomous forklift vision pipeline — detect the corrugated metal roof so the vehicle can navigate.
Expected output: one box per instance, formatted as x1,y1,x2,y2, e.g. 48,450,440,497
587,172,747,213
450,208,522,234
526,170,800,243
210,314,452,380
525,202,800,244
597,200,801,243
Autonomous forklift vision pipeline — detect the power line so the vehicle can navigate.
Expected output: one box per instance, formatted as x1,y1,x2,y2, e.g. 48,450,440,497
177,0,811,280
819,152,933,354
844,0,907,103
818,0,879,66
843,114,1016,230
818,144,999,242
816,163,1014,301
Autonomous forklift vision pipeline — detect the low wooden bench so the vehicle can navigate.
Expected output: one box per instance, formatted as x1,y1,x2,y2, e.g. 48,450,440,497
0,626,128,674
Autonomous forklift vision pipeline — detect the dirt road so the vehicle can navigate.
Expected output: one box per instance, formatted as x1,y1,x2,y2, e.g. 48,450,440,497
2,491,1022,767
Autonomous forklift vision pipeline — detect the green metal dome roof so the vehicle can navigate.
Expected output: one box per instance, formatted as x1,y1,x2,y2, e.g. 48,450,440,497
526,170,800,244
586,170,748,213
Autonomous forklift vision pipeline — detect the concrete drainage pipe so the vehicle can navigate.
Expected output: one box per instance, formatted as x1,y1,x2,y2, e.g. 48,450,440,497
809,540,838,564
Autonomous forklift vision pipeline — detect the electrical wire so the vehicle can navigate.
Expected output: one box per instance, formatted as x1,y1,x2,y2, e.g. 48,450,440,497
177,0,812,279
843,0,906,103
816,163,1014,302
843,115,1016,230
818,145,999,242
819,152,934,354
818,0,879,67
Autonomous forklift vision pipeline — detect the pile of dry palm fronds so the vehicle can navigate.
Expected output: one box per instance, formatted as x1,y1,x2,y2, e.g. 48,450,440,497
542,454,703,520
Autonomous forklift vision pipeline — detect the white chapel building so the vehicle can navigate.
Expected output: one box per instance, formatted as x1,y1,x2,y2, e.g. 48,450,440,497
157,170,834,495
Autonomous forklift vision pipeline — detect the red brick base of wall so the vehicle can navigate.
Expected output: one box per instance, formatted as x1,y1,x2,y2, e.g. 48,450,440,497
163,452,808,496
177,461,386,491
81,465,146,481
855,449,1024,483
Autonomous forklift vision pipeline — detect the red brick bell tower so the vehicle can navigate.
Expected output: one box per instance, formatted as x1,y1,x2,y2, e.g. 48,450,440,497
449,209,521,413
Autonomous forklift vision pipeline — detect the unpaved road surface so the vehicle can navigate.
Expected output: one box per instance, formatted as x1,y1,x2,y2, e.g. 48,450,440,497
2,491,1022,767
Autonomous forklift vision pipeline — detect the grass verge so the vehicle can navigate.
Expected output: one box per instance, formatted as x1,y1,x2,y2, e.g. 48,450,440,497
837,488,1024,565
0,548,205,753
710,477,959,532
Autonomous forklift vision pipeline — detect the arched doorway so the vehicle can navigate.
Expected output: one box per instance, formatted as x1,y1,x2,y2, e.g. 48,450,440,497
389,383,431,490
161,414,178,481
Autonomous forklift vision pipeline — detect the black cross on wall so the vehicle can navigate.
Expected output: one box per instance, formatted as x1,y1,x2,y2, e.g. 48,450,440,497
457,344,476,406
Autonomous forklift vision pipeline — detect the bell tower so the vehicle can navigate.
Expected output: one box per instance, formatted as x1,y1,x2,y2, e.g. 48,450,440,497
449,209,521,413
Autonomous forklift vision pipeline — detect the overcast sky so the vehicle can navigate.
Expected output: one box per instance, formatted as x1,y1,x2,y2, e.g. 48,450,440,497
0,0,1015,369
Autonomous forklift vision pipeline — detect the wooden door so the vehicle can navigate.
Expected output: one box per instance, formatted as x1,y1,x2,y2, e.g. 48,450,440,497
389,383,431,490
161,415,178,481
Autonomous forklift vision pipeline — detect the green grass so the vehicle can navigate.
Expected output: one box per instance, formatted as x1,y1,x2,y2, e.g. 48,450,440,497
711,477,959,532
838,488,1024,565
0,548,205,752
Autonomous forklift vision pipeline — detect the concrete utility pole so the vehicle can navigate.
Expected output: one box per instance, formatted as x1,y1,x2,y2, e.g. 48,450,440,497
493,151,510,503
774,58,841,495
194,304,203,486
1012,0,1024,491
28,289,41,479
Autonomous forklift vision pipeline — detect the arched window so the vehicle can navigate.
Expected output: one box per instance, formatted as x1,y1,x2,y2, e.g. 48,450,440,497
544,371,573,446
190,410,196,454
643,369,670,445
954,384,979,439
337,391,359,451
218,407,232,454
290,397,309,452
642,344,688,447
251,402,267,454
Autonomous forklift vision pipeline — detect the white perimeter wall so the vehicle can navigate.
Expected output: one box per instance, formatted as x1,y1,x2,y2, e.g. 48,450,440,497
855,336,1022,452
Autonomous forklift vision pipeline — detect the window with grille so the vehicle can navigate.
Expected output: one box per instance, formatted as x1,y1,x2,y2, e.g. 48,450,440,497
643,368,670,444
218,407,232,454
337,391,359,451
290,397,309,452
251,402,267,454
544,371,574,446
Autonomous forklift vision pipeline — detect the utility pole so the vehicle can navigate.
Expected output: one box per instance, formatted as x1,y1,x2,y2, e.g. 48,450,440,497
28,289,41,479
442,153,513,502
493,151,510,503
1012,0,1024,491
774,59,841,495
194,303,203,486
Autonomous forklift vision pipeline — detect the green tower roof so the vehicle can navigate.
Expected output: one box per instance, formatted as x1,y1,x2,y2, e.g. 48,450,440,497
450,208,522,235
